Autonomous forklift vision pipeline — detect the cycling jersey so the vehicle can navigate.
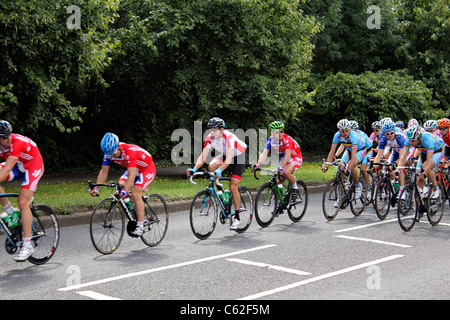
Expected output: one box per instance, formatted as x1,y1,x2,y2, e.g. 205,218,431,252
265,133,303,171
0,133,44,191
204,130,247,157
332,130,365,152
435,130,450,147
404,132,444,154
378,133,406,153
102,143,155,190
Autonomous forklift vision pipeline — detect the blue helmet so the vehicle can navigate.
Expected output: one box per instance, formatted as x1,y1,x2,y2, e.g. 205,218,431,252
382,120,396,133
101,132,119,155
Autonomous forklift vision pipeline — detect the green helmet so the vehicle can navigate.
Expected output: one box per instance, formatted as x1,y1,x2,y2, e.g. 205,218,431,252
269,121,285,131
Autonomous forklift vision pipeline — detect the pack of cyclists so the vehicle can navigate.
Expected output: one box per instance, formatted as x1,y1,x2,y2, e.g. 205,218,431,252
1,115,449,261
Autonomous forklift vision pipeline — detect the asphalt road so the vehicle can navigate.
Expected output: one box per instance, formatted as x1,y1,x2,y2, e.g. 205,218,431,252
1,193,449,305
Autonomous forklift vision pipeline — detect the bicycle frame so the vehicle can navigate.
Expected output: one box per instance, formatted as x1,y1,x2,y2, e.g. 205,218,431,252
253,168,291,210
323,159,352,206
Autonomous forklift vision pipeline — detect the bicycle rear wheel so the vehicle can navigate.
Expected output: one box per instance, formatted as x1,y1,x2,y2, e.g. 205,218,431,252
90,198,125,254
190,190,218,240
397,184,418,232
287,180,308,222
427,184,444,226
27,204,59,265
350,179,366,216
228,186,253,233
322,178,342,221
254,182,277,228
141,194,169,247
374,178,391,220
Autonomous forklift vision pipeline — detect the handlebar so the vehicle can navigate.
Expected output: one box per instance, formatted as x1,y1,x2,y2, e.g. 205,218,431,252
252,168,278,180
321,158,348,171
189,171,226,187
86,180,124,197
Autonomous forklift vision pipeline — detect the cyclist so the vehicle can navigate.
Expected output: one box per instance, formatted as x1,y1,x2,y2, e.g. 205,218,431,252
369,121,382,153
90,132,156,237
322,119,366,199
252,121,303,197
436,118,450,160
0,120,44,261
423,120,438,134
373,120,407,197
187,117,247,230
398,125,445,199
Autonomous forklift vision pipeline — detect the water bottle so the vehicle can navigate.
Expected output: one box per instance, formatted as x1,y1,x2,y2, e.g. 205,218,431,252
217,190,224,201
10,209,20,227
277,184,285,196
123,197,135,213
0,212,11,227
223,190,231,204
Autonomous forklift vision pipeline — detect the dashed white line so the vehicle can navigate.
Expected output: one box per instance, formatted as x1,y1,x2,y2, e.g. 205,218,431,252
227,258,311,276
335,235,412,248
76,290,122,300
335,218,397,233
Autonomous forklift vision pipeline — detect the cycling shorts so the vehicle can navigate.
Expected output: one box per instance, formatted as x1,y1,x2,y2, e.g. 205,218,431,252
0,155,44,192
119,161,156,191
212,153,247,181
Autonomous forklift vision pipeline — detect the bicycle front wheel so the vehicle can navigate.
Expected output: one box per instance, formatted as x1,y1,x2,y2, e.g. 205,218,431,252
141,194,169,247
350,179,366,216
322,178,342,221
254,182,277,228
228,186,253,233
427,184,444,226
190,190,218,240
374,178,391,220
27,204,60,265
288,180,308,222
397,183,418,232
90,198,125,254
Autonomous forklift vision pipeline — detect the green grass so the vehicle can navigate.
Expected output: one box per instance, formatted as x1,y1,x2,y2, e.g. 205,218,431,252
2,161,335,214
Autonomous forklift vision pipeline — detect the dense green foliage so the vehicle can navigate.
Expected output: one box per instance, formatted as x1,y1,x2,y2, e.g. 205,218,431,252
0,0,448,172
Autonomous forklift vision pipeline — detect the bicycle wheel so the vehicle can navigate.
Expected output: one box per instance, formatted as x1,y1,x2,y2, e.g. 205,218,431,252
373,178,391,220
322,178,342,221
254,182,277,228
141,194,169,247
350,179,366,216
90,198,125,254
27,204,59,265
190,190,218,240
287,180,308,222
427,184,444,226
397,183,418,232
228,186,253,233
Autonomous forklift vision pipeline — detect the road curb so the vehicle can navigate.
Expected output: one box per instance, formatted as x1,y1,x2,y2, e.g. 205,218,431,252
57,184,326,228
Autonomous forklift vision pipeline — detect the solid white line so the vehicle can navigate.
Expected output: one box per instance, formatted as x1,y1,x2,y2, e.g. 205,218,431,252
76,290,122,300
58,244,276,292
335,218,397,233
239,254,404,300
226,258,311,276
335,235,412,248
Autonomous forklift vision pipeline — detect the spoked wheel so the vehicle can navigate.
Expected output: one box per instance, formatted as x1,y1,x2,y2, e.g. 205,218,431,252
427,184,444,226
350,179,366,216
397,184,418,232
374,178,391,220
287,180,308,222
189,190,218,240
27,204,60,265
322,178,342,221
90,198,125,254
141,194,169,247
227,186,253,233
254,182,277,228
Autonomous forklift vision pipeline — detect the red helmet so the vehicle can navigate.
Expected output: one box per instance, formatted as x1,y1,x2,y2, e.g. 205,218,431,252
437,118,450,127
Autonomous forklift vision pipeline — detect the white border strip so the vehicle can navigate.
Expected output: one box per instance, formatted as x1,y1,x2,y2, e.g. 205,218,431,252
239,254,404,300
59,244,276,292
335,235,412,248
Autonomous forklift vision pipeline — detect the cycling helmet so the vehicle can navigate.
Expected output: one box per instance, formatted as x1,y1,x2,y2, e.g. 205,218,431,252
101,132,119,155
408,118,419,128
337,119,350,131
423,120,438,131
0,120,12,139
437,118,450,128
207,117,225,129
268,120,285,131
371,121,381,129
407,125,422,140
382,120,396,133
380,117,393,127
349,120,359,130
395,121,405,129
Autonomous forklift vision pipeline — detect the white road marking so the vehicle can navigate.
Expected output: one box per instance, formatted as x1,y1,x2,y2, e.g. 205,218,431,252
226,258,311,276
76,290,122,300
335,218,397,233
239,254,404,300
335,235,412,248
58,244,276,292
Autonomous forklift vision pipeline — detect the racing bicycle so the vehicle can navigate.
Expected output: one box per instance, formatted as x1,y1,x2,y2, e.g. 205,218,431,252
0,193,59,264
253,168,307,227
189,171,253,240
87,181,169,254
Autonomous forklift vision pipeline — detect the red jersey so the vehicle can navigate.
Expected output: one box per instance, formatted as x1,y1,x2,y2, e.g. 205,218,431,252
265,133,302,158
0,133,42,165
204,130,247,156
102,143,153,170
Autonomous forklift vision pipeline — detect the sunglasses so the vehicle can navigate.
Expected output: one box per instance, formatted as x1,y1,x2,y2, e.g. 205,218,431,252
386,131,395,136
438,127,449,130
